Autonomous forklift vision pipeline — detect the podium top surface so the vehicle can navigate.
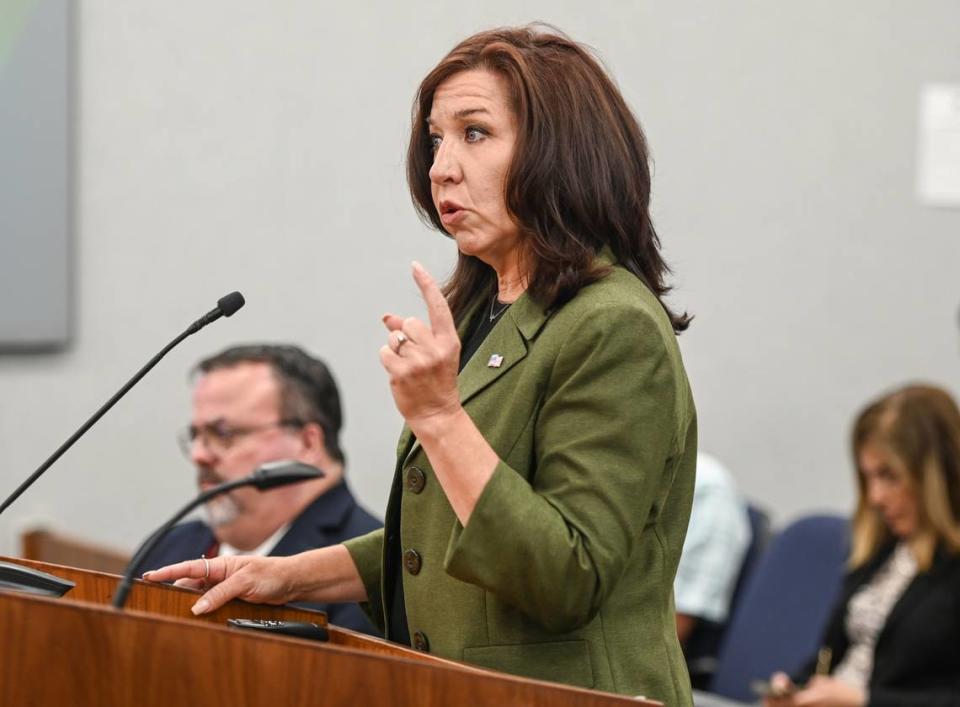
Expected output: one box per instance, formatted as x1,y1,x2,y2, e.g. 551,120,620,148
0,556,662,707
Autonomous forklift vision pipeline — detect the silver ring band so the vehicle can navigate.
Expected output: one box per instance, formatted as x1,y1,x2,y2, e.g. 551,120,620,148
201,554,210,579
395,332,408,353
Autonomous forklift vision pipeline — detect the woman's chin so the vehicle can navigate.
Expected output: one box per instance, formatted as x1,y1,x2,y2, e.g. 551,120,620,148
886,519,916,539
454,237,489,262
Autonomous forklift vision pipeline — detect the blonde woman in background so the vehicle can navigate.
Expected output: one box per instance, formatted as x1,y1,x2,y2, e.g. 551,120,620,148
765,384,960,707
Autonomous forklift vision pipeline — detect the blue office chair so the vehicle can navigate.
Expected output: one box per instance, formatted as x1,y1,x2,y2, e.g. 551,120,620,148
685,503,773,688
706,514,849,702
729,505,774,614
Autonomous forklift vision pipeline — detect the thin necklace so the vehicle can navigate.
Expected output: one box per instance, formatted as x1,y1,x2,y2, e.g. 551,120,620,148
489,293,511,322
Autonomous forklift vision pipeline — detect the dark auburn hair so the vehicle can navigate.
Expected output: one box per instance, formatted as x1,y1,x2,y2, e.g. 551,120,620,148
195,344,345,464
407,25,690,332
850,384,960,570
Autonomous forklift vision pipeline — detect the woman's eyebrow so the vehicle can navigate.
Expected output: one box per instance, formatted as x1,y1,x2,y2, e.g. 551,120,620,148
426,107,491,127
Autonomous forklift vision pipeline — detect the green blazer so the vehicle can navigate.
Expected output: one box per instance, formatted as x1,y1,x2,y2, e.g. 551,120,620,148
346,257,696,705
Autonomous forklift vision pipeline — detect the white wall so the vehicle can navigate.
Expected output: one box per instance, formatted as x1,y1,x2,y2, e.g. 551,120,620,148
1,1,958,555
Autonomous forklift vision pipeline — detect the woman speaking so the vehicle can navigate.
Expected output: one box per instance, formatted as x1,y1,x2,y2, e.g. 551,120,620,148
146,26,697,705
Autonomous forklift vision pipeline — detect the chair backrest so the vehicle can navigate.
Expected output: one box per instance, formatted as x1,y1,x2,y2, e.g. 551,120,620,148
729,504,774,613
684,503,773,687
707,514,849,702
20,526,131,574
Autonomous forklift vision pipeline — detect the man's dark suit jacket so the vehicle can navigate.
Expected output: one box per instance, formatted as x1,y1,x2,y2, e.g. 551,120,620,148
797,542,960,707
139,481,382,635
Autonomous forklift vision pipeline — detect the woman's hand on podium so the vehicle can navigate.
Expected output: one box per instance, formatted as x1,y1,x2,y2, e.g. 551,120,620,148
142,544,366,615
142,554,297,614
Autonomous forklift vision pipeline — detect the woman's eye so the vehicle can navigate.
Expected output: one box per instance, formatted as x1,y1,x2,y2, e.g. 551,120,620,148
877,467,898,483
465,127,486,142
429,134,442,151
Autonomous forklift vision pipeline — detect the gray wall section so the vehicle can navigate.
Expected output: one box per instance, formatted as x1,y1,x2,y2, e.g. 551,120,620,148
0,0,71,348
0,2,958,556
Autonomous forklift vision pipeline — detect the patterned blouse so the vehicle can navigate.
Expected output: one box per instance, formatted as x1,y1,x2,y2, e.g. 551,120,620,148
832,542,917,688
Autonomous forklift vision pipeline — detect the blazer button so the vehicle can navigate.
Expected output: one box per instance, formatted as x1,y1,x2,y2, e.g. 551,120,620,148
403,549,422,575
413,631,430,652
405,466,426,494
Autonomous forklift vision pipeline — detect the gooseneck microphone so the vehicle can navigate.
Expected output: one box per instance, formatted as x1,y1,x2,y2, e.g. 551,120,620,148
113,460,324,609
185,291,245,335
0,291,246,516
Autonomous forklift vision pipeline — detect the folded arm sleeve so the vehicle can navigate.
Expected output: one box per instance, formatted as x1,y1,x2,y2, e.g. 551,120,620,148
343,528,385,632
444,302,682,632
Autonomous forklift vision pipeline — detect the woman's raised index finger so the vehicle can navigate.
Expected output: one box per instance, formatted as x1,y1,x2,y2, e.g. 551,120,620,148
412,262,456,335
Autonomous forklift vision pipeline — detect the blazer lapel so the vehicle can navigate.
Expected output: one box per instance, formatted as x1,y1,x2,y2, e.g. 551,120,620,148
457,297,539,407
399,291,550,465
395,426,416,467
877,551,944,645
270,483,354,555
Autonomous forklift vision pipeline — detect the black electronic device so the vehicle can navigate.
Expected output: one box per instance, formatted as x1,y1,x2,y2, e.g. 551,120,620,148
227,618,329,642
0,561,75,598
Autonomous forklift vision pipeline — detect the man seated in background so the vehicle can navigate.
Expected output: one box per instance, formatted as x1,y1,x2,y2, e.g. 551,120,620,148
139,344,381,634
676,452,751,686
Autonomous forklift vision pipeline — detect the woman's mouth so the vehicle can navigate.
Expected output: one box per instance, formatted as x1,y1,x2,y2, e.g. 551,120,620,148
439,201,467,225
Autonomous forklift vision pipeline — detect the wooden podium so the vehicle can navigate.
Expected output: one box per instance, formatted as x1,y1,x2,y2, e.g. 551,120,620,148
0,557,660,707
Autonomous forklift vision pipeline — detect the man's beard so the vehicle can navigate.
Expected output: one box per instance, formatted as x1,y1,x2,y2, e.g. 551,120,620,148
204,493,243,528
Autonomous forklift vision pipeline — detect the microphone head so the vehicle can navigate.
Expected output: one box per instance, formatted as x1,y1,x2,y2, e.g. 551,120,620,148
248,460,324,490
217,291,245,318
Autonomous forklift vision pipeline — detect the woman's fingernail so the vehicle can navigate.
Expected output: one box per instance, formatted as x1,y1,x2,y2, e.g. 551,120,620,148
192,598,210,615
141,571,152,579
412,260,424,273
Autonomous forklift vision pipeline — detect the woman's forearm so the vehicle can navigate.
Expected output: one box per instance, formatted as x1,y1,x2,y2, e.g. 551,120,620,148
411,406,499,526
290,544,368,604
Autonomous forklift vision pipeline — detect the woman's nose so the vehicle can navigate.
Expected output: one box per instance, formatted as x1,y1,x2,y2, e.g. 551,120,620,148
866,479,887,508
429,141,462,184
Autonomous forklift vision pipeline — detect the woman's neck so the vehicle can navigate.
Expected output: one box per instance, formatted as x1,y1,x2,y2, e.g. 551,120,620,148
495,275,527,302
491,251,528,303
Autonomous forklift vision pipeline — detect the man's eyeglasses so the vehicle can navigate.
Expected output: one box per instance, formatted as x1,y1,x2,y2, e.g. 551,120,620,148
178,419,305,458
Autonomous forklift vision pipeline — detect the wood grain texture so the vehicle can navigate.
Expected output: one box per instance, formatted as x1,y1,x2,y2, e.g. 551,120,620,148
0,558,662,707
6,555,327,625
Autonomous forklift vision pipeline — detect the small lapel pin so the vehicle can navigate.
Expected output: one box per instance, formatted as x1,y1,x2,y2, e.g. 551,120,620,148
487,354,504,368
